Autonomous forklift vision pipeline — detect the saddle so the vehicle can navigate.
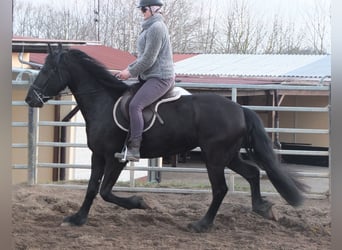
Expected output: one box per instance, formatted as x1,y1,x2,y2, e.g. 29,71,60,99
113,82,191,133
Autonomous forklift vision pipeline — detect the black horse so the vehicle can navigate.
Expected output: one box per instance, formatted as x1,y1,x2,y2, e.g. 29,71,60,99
25,44,307,233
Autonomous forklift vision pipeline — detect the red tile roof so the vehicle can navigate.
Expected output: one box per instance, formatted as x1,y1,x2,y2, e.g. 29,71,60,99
29,44,136,71
29,47,196,72
173,53,197,62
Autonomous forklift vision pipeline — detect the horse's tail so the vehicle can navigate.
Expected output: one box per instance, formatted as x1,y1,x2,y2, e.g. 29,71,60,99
242,107,308,207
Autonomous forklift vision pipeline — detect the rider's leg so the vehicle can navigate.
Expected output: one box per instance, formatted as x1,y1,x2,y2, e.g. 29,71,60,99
127,77,174,161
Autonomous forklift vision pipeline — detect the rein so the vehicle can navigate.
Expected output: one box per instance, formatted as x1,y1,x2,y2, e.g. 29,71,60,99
67,76,125,98
33,83,104,104
71,88,105,97
32,62,104,105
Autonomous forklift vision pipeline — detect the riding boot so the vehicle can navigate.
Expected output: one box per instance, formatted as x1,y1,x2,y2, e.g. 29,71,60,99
126,138,141,162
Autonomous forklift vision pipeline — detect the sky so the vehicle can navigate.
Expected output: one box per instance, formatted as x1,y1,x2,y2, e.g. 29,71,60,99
201,0,330,24
17,0,330,14
17,0,331,22
17,0,331,27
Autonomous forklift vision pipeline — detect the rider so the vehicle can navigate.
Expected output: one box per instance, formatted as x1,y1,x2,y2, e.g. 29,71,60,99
117,0,175,161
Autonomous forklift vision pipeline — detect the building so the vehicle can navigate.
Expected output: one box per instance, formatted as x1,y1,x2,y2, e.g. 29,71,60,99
173,54,331,153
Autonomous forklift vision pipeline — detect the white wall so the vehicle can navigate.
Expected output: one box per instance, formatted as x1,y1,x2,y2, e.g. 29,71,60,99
70,113,147,182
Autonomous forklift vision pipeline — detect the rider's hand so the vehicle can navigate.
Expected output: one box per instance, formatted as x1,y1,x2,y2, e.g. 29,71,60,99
117,68,131,80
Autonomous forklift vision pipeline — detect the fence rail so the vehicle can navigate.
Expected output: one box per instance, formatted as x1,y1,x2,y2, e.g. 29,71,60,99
12,68,330,197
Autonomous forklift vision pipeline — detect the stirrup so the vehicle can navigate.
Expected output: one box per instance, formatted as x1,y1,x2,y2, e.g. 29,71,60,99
114,145,128,163
126,151,140,162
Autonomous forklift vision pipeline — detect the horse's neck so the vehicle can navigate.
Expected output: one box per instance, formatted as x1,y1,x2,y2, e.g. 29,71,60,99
67,65,127,123
74,93,116,126
68,79,118,123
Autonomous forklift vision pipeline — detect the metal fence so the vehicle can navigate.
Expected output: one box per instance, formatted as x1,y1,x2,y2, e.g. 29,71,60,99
12,68,330,197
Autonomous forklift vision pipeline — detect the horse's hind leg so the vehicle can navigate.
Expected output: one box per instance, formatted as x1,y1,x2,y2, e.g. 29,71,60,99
62,153,105,226
229,155,276,220
99,156,149,210
188,157,228,233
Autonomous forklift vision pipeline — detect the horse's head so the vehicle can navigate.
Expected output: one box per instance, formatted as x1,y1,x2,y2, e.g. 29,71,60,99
25,43,69,107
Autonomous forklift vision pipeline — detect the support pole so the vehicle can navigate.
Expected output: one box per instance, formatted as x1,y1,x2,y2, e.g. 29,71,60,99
28,107,39,185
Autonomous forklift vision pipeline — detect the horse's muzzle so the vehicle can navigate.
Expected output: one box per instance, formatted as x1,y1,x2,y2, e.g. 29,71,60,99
25,90,44,108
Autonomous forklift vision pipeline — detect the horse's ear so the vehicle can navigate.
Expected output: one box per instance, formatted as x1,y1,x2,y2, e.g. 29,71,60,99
47,43,53,54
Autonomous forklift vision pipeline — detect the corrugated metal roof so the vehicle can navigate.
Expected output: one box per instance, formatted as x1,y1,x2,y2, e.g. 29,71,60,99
283,56,330,78
174,54,331,78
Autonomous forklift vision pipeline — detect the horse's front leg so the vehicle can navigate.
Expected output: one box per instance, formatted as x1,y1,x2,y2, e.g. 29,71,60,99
62,153,104,226
99,156,149,210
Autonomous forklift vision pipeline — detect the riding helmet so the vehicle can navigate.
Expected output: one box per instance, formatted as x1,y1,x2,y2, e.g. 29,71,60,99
137,0,163,7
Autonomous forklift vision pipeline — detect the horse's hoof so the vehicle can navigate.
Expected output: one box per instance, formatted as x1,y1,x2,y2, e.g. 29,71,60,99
60,221,72,227
187,221,213,233
129,195,151,209
62,214,87,226
253,202,278,221
139,199,151,209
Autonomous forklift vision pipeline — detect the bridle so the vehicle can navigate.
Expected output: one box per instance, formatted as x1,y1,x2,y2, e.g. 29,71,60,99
31,65,65,105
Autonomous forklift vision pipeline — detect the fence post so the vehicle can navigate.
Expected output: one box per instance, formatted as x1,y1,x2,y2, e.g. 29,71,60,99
231,87,237,102
129,161,135,187
228,88,238,192
28,107,39,185
148,157,162,183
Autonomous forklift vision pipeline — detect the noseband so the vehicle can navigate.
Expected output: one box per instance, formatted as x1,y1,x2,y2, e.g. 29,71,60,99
31,66,64,105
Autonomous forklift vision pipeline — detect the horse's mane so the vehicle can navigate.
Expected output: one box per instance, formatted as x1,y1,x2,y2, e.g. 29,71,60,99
64,49,130,94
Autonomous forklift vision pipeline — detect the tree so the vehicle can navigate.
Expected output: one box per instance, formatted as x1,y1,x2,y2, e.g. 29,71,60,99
303,0,331,54
163,0,203,53
263,15,306,54
215,0,266,53
12,0,330,55
191,0,218,53
97,0,141,53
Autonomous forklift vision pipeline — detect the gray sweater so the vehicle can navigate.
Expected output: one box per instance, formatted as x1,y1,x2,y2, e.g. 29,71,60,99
128,14,175,80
